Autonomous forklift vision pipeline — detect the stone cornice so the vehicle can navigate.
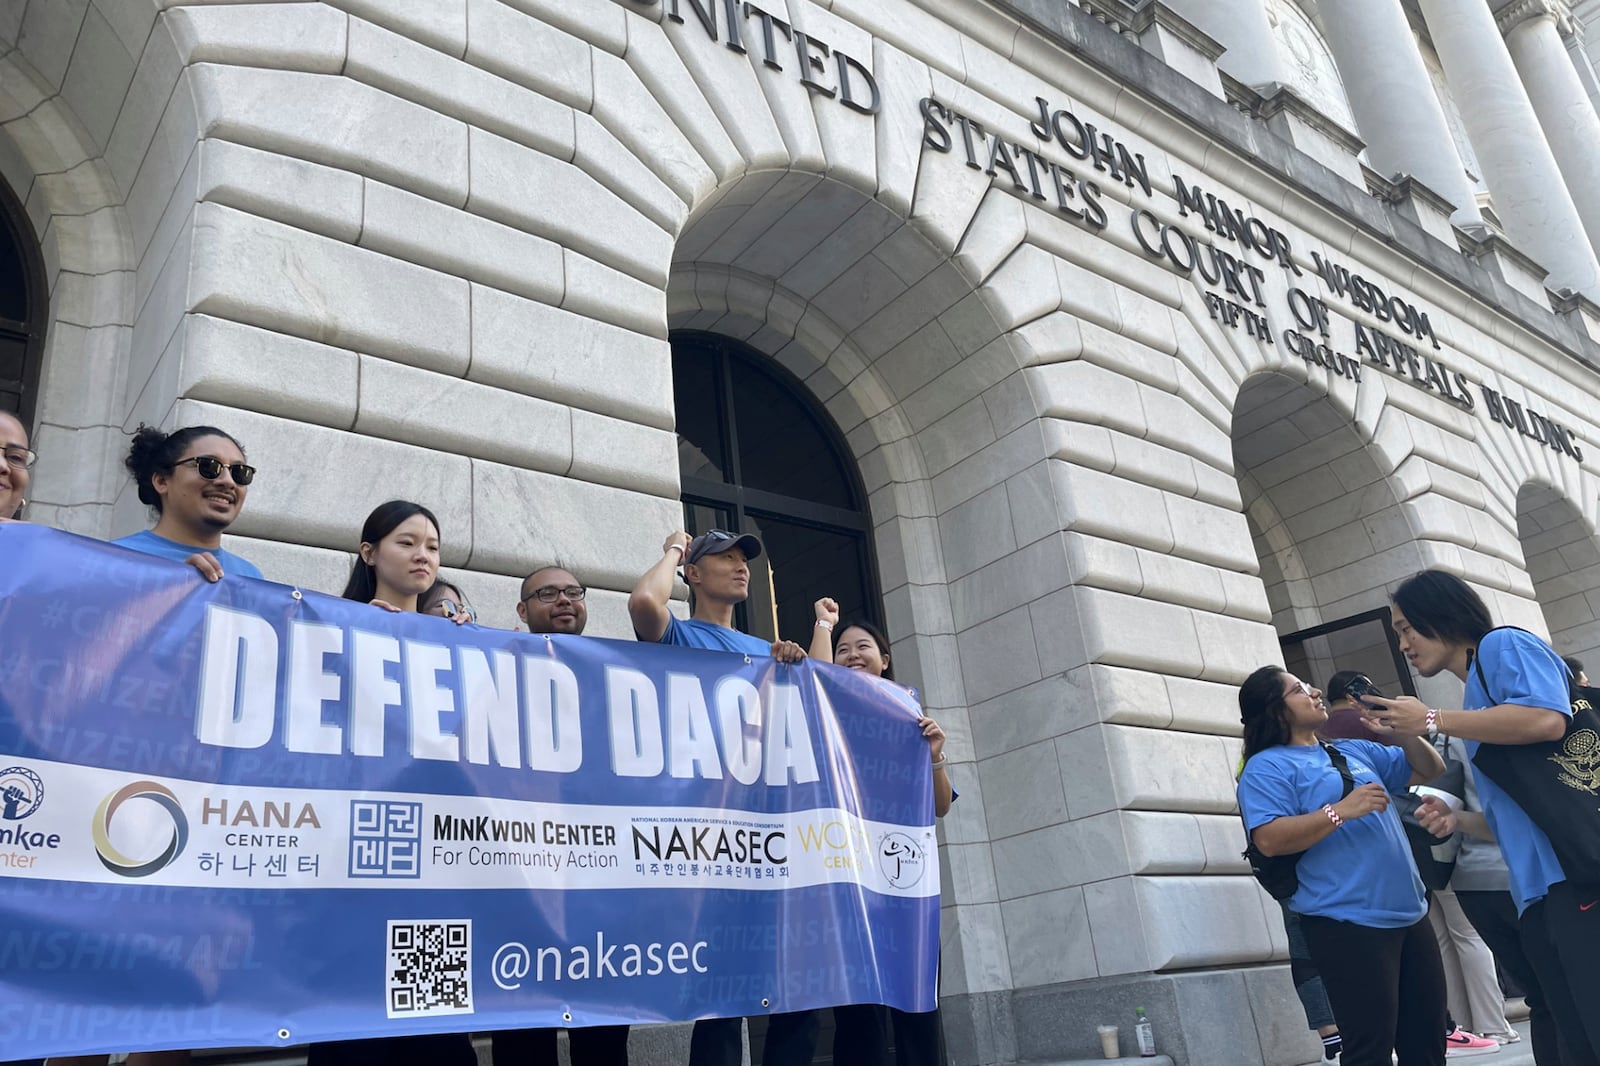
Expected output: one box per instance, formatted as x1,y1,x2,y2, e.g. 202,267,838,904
1365,167,1461,219
1125,0,1227,60
1073,0,1141,35
987,0,1600,373
1497,0,1577,38
1250,82,1366,151
1458,219,1553,281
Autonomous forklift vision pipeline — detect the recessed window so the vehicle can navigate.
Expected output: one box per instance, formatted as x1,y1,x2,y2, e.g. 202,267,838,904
672,331,881,644
0,175,46,427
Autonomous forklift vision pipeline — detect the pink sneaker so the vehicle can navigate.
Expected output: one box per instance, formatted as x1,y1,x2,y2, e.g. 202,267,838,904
1445,1026,1501,1057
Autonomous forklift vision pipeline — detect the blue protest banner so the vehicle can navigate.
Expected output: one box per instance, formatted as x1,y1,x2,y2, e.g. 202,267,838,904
0,525,939,1058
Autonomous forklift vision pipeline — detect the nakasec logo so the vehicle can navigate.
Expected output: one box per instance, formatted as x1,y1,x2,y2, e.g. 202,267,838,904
92,781,189,877
0,766,44,821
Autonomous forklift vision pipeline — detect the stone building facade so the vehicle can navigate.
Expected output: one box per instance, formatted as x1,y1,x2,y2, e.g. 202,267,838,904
5,0,1600,1063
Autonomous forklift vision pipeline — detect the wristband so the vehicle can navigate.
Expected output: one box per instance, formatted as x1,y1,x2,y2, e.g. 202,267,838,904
1322,804,1343,829
666,543,685,556
814,620,834,630
930,756,948,771
1425,708,1440,738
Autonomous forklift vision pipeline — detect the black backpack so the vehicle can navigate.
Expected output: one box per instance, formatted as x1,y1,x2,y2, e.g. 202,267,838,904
1471,626,1600,887
1241,741,1355,900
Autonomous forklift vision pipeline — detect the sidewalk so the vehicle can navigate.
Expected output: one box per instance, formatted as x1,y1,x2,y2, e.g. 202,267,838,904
1295,1020,1536,1066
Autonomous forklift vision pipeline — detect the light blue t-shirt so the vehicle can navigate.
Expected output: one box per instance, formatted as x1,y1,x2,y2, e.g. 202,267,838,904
1462,627,1573,914
113,529,264,581
1238,739,1424,927
657,615,771,657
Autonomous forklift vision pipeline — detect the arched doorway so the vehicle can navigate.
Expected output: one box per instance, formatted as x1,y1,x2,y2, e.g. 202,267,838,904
671,330,881,646
1233,371,1424,700
1517,483,1600,669
0,173,47,427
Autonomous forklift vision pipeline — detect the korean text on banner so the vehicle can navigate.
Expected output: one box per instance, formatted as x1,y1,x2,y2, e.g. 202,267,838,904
0,525,939,1058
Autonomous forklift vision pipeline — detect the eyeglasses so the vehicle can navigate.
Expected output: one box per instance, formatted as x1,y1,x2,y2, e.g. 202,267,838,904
174,455,256,485
3,445,36,469
434,600,476,623
1283,680,1314,699
522,585,587,604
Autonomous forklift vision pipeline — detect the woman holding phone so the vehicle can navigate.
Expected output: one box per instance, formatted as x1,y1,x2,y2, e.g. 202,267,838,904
1237,665,1447,1066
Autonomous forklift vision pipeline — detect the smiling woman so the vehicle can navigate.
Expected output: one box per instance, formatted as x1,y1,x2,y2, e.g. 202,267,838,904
113,424,262,582
1236,666,1449,1066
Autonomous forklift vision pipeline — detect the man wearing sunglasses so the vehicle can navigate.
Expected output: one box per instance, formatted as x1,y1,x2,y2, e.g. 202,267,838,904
628,529,813,1066
115,424,262,583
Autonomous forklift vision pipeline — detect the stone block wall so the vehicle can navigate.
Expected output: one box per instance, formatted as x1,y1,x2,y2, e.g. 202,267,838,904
5,2,1600,1064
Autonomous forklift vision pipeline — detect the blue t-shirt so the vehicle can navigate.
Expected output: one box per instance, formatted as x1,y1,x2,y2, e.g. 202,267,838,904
1461,627,1573,914
656,615,771,657
113,530,264,581
1238,740,1424,927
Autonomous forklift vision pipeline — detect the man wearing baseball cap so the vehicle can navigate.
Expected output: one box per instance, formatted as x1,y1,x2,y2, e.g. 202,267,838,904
628,528,807,662
627,527,814,1066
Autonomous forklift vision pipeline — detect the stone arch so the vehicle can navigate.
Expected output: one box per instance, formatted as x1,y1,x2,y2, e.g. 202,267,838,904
1516,480,1600,669
1,1,190,535
1231,368,1424,697
647,31,1047,1018
666,165,1031,740
1234,372,1414,616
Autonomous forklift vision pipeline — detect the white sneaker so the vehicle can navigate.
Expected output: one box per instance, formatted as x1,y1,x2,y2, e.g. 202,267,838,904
1477,1030,1521,1045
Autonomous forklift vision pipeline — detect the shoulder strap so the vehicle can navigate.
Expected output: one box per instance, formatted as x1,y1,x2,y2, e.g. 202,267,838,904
1470,625,1524,705
1319,741,1357,798
1471,625,1576,706
1471,650,1489,703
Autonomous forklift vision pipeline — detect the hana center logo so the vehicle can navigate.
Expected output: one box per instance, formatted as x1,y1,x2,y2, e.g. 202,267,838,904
92,780,189,877
0,766,45,821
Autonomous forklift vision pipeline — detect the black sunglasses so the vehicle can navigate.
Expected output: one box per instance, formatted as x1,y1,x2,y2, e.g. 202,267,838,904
174,455,256,485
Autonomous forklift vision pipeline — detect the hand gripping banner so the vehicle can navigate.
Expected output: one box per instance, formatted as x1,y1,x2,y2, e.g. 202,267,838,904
0,526,939,1057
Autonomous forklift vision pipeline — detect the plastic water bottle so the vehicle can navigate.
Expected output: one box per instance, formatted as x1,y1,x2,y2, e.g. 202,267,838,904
1135,1007,1156,1057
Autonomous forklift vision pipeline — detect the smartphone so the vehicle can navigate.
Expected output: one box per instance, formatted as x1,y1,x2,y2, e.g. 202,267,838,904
1344,675,1384,709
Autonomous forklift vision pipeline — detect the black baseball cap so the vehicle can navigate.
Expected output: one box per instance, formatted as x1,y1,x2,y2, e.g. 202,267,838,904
685,529,763,565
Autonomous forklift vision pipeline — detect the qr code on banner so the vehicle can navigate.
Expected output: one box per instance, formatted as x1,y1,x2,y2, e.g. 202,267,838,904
386,920,473,1018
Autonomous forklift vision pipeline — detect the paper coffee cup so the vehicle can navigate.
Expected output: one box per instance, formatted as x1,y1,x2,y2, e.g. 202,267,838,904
1413,785,1464,811
1098,1024,1119,1059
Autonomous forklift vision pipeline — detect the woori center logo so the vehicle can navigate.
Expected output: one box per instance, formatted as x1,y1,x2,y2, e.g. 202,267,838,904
92,780,189,877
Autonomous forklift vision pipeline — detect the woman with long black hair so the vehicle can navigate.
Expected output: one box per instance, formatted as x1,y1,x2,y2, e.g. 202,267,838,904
811,602,950,1065
307,501,473,1066
1236,666,1446,1066
341,499,446,613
